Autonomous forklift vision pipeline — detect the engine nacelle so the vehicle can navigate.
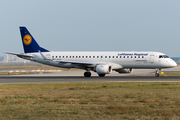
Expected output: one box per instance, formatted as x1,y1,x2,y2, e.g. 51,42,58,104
115,68,132,73
95,65,112,74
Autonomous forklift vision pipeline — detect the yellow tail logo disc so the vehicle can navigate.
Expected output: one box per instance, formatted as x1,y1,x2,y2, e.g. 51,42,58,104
23,35,32,45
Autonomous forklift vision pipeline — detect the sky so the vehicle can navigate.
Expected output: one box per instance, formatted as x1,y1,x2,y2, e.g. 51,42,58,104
0,0,180,57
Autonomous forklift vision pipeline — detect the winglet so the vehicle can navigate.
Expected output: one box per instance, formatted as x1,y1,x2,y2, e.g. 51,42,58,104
38,50,51,60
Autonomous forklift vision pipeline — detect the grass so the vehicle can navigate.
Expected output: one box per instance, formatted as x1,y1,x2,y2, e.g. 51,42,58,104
0,62,81,75
0,62,79,71
0,82,180,119
0,72,31,75
162,72,180,76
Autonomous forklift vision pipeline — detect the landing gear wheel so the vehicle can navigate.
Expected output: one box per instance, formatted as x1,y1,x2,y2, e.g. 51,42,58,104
155,69,160,77
84,72,91,77
155,73,159,77
98,74,105,77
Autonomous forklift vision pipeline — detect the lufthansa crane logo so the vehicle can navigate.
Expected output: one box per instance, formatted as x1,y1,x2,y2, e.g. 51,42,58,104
23,35,32,45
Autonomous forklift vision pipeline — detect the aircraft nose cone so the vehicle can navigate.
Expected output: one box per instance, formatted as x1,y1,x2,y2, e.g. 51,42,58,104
170,60,177,67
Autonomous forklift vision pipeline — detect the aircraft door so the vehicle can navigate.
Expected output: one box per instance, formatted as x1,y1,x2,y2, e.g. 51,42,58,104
150,55,154,63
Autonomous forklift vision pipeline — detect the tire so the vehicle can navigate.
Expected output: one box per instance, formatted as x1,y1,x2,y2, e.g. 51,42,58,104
155,73,159,77
98,74,105,77
84,72,91,77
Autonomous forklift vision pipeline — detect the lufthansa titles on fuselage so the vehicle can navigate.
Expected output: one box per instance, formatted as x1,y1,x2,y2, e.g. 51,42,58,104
118,53,148,56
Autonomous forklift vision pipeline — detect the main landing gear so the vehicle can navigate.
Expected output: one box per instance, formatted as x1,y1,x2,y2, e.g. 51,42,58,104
98,74,105,77
155,69,161,77
84,72,106,77
84,72,91,77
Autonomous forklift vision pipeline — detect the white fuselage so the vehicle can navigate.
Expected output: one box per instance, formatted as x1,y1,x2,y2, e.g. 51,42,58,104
10,26,177,77
23,51,177,71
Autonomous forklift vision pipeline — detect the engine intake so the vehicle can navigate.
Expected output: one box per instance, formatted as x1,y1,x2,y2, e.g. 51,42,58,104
95,65,112,74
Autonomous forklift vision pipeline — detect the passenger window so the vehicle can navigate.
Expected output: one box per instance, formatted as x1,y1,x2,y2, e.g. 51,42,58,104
59,56,61,58
105,56,107,58
93,56,95,58
52,56,54,58
142,56,144,58
134,56,136,58
76,56,78,58
82,56,84,58
138,56,140,58
120,56,121,58
131,56,133,58
63,56,64,58
127,56,129,58
73,56,74,58
86,56,88,58
124,56,125,58
79,56,81,58
66,56,68,58
109,56,111,58
116,56,118,58
89,56,91,58
56,56,58,58
70,56,71,58
97,56,99,58
101,56,103,58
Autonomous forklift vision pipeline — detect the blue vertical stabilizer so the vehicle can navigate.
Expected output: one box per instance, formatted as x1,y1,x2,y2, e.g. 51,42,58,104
20,27,49,53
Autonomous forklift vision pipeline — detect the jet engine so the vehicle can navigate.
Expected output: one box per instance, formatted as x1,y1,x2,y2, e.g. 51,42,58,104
95,65,112,74
115,68,132,73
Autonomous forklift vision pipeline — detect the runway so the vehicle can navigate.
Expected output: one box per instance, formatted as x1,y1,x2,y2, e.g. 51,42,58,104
0,76,180,84
0,66,179,84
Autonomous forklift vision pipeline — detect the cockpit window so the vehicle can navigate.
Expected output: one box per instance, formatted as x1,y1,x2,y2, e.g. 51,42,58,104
163,55,169,58
159,55,163,58
159,55,169,58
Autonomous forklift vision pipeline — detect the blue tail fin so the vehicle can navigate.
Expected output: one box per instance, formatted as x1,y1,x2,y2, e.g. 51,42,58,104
19,27,49,53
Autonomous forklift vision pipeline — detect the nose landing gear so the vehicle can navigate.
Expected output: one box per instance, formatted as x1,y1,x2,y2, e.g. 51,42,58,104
155,69,161,77
155,72,159,77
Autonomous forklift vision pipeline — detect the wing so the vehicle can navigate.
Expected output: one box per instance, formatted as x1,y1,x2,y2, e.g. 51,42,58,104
53,59,94,65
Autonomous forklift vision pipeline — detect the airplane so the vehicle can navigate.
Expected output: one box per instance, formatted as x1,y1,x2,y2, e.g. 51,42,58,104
6,27,177,77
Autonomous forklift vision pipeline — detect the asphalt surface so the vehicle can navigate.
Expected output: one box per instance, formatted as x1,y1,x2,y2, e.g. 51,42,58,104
0,76,180,84
0,65,179,84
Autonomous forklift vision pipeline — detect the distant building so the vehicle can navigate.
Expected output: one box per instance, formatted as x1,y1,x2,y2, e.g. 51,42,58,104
0,56,4,61
0,55,30,63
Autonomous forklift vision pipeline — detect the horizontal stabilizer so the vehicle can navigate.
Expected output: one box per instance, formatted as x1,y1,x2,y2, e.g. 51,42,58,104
5,52,34,58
